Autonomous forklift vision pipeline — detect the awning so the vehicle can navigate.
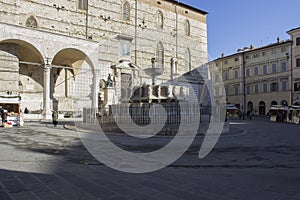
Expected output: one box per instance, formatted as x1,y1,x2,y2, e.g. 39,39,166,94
0,95,21,104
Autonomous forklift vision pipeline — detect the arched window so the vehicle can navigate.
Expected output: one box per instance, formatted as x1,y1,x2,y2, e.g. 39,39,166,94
25,16,38,28
123,1,130,21
185,19,190,36
78,0,87,10
185,48,191,71
157,11,163,29
156,42,164,69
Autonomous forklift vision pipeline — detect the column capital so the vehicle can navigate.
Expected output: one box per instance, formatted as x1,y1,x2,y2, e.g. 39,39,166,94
43,64,52,70
171,57,178,63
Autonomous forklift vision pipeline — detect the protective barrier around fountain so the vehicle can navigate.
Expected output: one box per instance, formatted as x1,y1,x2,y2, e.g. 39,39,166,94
83,102,212,136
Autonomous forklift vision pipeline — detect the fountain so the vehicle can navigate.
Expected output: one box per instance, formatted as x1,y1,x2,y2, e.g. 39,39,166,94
128,58,189,103
144,58,163,86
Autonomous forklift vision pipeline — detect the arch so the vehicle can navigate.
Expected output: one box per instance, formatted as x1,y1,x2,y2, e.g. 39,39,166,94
0,39,44,64
0,39,44,112
25,15,38,28
157,10,164,29
259,101,266,115
122,1,130,21
185,48,191,71
52,48,95,111
0,39,44,86
156,42,164,69
185,19,190,36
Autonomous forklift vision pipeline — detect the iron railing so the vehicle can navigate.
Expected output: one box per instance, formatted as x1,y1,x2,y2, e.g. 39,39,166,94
83,103,212,125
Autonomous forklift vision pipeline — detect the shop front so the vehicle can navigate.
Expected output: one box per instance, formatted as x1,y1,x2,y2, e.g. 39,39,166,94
0,95,23,126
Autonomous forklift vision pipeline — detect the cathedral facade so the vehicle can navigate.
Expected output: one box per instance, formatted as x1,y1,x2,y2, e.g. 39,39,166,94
0,0,208,118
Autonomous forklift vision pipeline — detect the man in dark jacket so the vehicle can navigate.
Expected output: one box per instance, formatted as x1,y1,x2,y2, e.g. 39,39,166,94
1,110,8,125
52,110,58,127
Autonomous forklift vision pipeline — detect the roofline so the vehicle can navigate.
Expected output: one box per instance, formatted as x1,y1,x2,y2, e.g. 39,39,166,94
287,27,300,34
163,0,208,15
213,40,292,61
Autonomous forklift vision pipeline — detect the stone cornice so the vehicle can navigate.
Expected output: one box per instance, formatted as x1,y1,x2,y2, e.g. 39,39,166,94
137,0,207,23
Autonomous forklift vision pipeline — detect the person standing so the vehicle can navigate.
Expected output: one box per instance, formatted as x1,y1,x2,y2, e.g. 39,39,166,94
249,110,253,120
52,110,58,127
246,110,250,120
1,110,8,126
238,110,242,119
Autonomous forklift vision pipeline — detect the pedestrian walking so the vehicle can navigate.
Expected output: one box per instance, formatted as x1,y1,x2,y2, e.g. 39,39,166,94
238,110,242,119
246,110,250,120
52,110,58,127
249,110,253,120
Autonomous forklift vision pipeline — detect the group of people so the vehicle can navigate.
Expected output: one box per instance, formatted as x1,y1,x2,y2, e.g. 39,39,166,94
236,110,254,120
274,110,298,123
1,106,59,127
21,107,59,127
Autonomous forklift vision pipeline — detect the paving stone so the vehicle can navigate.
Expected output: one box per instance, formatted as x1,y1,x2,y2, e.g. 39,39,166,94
34,191,65,200
55,170,115,198
0,189,11,200
10,172,49,193
1,175,28,194
9,191,39,200
33,173,97,200
267,179,300,196
0,119,300,199
241,190,297,200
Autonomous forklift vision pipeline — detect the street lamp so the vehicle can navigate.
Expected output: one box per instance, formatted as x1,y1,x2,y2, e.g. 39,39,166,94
242,53,246,120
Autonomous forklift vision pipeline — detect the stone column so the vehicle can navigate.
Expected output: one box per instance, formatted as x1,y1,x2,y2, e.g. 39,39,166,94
43,65,52,119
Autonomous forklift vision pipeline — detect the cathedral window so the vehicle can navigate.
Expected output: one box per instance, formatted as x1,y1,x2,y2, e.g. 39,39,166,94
185,48,191,71
123,1,130,21
78,0,87,10
185,19,190,36
25,16,38,28
157,11,163,29
156,42,164,69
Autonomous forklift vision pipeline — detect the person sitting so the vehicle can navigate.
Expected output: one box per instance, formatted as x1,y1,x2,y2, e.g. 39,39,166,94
24,107,29,114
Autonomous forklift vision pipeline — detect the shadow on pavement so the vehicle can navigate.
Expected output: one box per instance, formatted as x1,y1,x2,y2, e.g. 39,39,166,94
0,118,299,200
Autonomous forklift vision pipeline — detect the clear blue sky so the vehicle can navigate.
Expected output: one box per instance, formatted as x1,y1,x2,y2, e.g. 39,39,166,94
181,0,300,60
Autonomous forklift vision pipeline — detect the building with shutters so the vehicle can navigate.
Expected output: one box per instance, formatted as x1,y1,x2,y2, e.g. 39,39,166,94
210,27,300,116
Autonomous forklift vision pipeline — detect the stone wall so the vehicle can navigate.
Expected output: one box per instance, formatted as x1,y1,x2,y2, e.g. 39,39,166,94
0,51,19,95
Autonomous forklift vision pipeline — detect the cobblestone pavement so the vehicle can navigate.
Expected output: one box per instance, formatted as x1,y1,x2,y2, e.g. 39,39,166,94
0,118,299,200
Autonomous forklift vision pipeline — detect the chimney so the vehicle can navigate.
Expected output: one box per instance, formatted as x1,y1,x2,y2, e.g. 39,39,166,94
277,37,280,43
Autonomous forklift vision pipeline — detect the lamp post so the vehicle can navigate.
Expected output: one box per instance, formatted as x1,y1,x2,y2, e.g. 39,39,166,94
288,48,293,105
242,53,246,120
